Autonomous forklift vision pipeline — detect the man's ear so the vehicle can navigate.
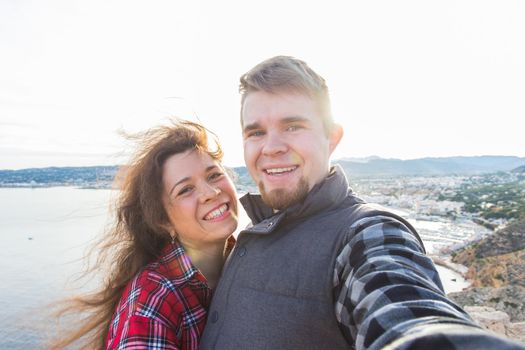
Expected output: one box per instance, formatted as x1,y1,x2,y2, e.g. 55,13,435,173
328,123,343,154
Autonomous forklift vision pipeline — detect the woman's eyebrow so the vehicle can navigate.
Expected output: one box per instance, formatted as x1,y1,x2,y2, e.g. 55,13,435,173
168,165,219,195
169,176,190,196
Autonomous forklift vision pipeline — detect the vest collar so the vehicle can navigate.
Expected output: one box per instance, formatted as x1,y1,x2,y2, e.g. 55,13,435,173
240,165,351,234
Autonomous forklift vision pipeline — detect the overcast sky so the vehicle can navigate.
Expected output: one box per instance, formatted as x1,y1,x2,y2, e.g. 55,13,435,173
1,0,524,169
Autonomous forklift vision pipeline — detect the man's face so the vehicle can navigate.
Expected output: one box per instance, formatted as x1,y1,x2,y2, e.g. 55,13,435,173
241,91,339,210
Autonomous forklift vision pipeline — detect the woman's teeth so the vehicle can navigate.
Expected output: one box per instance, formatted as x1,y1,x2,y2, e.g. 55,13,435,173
204,203,228,220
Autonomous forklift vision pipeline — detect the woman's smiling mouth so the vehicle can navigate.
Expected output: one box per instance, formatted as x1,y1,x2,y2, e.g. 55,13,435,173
203,203,230,221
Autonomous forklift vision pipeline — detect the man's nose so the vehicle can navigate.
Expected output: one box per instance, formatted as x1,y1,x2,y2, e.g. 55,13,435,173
262,131,287,156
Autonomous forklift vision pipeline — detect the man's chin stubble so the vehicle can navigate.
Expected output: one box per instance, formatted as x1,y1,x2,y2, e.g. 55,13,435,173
259,177,309,211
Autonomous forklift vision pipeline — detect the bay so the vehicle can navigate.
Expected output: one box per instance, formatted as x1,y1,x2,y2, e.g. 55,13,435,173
0,187,114,349
0,187,474,349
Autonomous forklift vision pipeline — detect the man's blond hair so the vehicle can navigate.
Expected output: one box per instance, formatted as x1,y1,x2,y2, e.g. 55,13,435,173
239,55,334,135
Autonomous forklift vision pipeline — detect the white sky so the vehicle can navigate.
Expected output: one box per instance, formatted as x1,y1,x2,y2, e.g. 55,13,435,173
1,0,524,170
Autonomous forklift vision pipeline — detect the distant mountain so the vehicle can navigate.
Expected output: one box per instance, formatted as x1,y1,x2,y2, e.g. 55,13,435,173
1,156,524,188
0,166,118,187
335,156,525,177
339,155,382,163
0,165,256,191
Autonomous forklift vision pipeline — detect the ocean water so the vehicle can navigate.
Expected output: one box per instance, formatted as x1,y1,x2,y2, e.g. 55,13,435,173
0,187,114,349
0,187,473,349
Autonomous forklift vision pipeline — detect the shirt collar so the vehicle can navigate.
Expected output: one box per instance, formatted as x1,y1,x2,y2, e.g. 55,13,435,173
159,235,236,286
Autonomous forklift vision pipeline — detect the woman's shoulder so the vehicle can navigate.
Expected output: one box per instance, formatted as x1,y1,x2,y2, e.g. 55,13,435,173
107,267,183,348
113,267,184,326
108,262,209,349
114,242,210,320
134,261,186,299
133,252,206,306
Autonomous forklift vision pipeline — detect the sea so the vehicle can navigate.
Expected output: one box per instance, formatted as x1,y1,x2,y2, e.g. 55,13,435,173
0,187,483,349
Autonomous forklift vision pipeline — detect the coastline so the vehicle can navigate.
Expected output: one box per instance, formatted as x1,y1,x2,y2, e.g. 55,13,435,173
429,255,472,294
431,255,471,294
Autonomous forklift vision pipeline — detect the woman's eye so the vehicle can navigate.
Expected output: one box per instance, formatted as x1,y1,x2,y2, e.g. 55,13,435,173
177,186,193,196
209,172,224,181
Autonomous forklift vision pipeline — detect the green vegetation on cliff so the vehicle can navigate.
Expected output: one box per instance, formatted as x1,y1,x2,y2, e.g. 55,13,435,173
441,173,525,221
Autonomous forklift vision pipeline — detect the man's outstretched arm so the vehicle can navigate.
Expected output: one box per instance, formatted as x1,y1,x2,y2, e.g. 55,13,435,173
333,215,525,350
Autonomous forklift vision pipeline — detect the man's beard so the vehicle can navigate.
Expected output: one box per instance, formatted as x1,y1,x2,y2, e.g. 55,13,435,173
259,177,309,211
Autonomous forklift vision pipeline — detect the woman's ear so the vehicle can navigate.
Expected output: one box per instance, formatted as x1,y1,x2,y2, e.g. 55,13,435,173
160,222,176,238
328,123,343,155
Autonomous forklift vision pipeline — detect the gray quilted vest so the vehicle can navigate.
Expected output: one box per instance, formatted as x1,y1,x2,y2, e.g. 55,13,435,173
199,166,423,349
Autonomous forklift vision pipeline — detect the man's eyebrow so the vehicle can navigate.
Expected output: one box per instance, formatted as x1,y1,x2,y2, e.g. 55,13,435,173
280,116,308,124
243,122,261,133
205,165,219,172
243,116,308,133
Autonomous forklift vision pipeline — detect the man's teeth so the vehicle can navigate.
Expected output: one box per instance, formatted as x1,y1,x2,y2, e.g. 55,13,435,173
204,204,228,220
265,166,296,175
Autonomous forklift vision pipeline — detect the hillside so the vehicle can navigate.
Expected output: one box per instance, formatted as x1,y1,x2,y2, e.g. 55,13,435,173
512,165,525,173
230,166,257,193
336,155,525,176
449,219,525,322
453,219,525,264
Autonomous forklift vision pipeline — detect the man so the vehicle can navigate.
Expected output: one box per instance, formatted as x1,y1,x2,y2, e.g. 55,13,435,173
199,56,525,349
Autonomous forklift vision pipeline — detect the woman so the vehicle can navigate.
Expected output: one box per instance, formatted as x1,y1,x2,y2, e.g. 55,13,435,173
51,120,238,350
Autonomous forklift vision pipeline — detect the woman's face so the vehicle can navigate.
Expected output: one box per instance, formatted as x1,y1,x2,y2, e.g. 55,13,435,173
161,149,238,249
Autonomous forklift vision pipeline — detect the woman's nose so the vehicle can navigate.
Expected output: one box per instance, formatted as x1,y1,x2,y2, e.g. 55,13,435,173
199,183,221,202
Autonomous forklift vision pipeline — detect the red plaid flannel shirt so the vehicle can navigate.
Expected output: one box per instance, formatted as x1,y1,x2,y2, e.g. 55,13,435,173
106,237,235,350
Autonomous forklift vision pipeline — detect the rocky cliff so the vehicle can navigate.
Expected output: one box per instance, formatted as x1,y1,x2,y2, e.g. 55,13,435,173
447,218,525,342
451,219,525,287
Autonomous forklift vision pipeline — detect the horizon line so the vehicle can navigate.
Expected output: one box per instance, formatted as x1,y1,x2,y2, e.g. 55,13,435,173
2,154,525,172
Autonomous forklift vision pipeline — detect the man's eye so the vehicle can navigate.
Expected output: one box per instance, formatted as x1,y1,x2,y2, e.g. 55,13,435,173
286,125,302,132
246,130,264,138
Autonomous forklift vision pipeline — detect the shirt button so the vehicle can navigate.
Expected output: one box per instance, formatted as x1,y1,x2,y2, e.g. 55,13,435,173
210,310,219,323
237,246,247,257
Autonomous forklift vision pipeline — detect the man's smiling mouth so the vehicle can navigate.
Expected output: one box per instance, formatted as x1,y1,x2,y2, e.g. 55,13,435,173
264,166,298,175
